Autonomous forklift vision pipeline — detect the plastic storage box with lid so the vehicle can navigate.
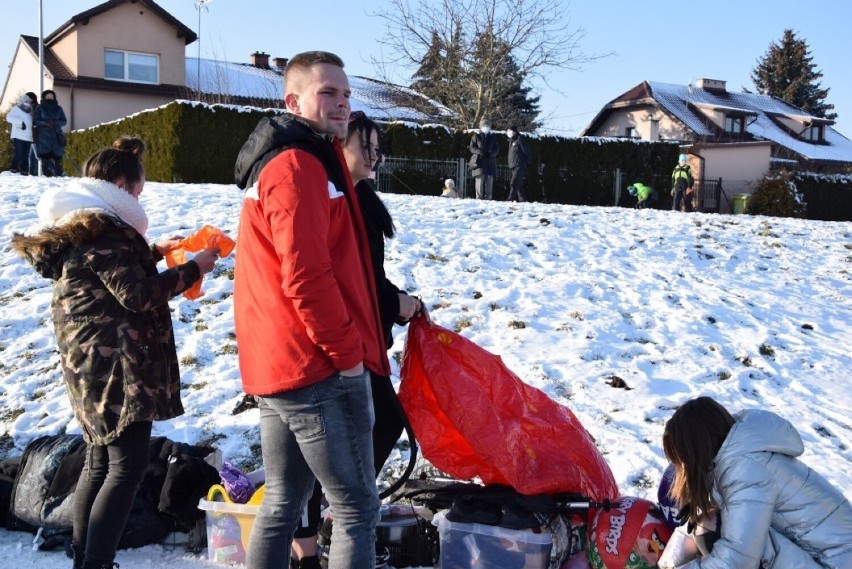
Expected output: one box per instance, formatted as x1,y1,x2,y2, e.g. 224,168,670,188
436,517,553,569
198,484,264,565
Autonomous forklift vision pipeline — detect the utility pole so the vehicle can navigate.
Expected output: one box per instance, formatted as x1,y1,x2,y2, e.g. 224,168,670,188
195,0,214,100
37,0,44,176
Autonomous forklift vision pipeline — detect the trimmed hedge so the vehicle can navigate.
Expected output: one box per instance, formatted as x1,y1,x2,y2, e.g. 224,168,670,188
381,125,680,204
57,102,852,220
66,102,679,197
66,102,277,183
792,172,852,222
0,110,12,169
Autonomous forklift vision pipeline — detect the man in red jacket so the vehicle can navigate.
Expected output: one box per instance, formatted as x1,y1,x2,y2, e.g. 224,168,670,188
233,51,390,569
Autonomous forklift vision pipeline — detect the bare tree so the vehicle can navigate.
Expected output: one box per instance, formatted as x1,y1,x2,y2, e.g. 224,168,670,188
373,0,602,129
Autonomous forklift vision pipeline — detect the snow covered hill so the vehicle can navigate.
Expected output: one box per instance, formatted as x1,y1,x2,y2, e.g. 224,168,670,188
0,173,849,567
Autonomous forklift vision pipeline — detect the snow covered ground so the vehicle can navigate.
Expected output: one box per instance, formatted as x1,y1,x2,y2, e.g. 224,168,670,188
0,173,850,567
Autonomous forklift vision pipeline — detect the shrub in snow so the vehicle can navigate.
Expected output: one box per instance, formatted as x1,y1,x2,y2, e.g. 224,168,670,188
749,171,806,218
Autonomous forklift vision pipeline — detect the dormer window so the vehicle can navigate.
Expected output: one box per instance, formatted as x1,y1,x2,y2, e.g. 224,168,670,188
803,124,824,142
105,49,159,84
725,115,744,134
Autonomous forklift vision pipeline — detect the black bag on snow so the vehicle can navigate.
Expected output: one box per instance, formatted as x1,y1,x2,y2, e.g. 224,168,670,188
6,434,220,549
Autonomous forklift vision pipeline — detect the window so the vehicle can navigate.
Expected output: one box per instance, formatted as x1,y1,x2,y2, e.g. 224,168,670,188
804,125,824,142
626,127,639,138
104,49,158,84
725,116,744,134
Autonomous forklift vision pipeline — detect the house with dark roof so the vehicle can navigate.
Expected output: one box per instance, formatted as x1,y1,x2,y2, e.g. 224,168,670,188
582,79,852,208
1,0,452,131
1,0,196,130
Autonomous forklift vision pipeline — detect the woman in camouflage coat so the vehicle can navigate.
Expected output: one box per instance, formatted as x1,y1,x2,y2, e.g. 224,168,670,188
11,137,220,569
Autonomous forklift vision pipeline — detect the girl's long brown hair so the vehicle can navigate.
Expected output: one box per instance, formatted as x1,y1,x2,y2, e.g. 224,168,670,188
663,396,735,525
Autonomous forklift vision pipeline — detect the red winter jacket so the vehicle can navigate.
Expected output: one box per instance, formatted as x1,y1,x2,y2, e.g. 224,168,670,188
234,141,389,395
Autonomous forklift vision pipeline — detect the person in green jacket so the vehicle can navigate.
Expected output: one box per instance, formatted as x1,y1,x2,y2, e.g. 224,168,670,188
671,154,695,212
627,182,657,209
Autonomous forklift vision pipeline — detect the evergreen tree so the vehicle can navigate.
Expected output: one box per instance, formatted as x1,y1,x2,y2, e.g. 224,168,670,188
495,52,541,131
377,0,596,131
410,27,467,122
751,29,836,120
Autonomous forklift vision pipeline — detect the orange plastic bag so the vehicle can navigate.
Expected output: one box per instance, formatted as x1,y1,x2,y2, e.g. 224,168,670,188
164,225,235,300
398,317,619,501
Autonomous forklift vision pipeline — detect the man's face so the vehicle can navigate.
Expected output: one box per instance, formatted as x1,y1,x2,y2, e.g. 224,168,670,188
285,64,351,139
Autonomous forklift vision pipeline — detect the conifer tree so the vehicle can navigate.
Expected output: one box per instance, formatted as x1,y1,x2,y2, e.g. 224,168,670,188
375,0,599,131
751,29,836,120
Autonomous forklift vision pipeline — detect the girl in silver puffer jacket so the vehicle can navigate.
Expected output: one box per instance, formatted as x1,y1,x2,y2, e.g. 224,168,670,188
661,396,852,568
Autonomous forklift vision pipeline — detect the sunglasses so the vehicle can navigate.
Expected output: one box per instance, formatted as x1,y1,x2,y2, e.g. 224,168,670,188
349,110,367,122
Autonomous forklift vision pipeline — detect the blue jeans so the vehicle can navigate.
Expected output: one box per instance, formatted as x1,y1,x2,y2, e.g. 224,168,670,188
247,371,378,569
11,139,31,172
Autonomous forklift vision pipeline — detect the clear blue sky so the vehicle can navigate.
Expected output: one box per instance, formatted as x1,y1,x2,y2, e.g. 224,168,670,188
2,0,850,137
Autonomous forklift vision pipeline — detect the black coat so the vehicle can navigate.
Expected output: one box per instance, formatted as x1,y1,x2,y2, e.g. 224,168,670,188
356,179,406,349
33,100,67,157
469,131,499,177
508,134,531,170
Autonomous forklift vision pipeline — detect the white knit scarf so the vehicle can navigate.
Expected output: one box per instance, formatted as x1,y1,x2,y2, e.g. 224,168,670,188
33,177,149,237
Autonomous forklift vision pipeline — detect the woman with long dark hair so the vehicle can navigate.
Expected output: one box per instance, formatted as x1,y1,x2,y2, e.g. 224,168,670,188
662,396,852,568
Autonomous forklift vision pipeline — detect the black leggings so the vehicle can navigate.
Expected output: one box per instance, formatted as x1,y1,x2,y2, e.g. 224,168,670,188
73,421,151,564
293,372,406,538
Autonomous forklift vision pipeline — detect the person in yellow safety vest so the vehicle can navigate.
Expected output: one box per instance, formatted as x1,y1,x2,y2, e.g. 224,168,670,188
671,154,695,212
627,182,657,209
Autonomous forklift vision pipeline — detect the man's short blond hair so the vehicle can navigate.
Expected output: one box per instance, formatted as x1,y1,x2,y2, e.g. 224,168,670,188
284,51,345,95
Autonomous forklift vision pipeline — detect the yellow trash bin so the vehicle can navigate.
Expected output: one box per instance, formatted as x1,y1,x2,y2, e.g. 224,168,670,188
732,193,751,214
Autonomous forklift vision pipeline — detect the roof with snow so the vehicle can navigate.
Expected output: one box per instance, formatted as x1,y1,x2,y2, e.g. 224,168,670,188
185,58,456,124
583,80,852,164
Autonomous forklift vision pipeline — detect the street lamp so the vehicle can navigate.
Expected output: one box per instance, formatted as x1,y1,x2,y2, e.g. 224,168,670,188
195,0,214,100
37,0,44,176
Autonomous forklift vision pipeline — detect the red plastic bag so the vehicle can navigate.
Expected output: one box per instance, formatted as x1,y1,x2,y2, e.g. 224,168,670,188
398,317,619,501
164,225,235,300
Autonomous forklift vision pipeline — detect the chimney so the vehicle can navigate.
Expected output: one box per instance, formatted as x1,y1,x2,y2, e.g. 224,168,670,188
250,51,270,69
695,78,727,93
273,57,289,69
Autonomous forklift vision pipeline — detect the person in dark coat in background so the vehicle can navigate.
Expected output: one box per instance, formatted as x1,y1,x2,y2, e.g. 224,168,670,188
506,125,531,202
11,137,220,569
469,117,499,199
33,89,67,176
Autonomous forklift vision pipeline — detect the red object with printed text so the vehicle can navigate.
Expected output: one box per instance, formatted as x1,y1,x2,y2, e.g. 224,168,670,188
398,317,618,500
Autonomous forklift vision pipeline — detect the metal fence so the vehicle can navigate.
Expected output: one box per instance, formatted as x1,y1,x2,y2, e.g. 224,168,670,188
375,155,736,214
375,157,515,199
375,157,466,197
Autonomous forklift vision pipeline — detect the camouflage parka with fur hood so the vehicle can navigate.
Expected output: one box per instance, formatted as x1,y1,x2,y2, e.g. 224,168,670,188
11,178,200,445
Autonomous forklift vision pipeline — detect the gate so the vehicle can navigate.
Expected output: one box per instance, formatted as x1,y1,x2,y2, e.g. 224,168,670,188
696,178,723,213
